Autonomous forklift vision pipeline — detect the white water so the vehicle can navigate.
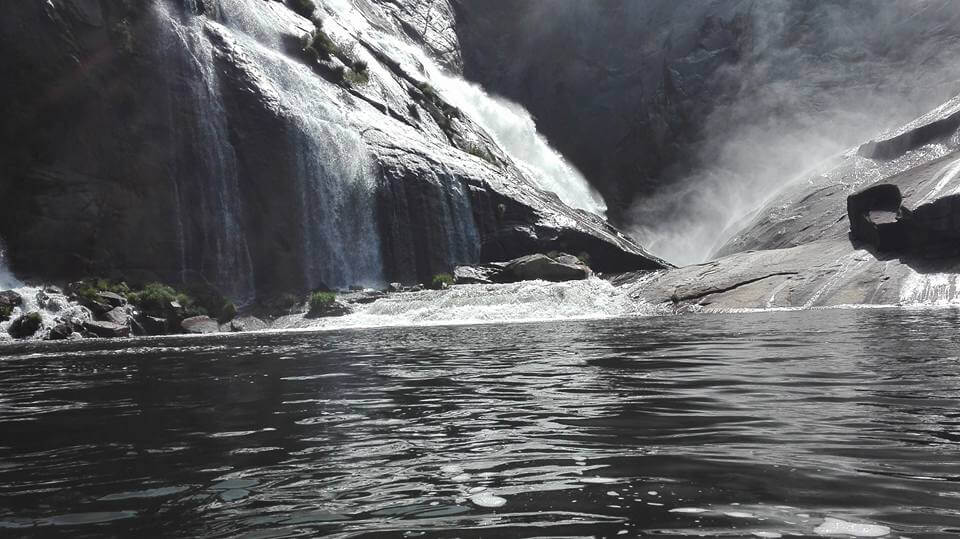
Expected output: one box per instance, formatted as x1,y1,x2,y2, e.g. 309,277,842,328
899,270,960,306
428,73,608,217
157,3,256,303
272,278,654,331
0,239,19,290
321,0,606,217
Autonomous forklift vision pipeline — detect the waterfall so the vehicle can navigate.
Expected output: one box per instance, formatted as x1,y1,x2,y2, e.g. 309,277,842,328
321,0,607,217
157,3,255,303
0,238,20,290
290,117,385,290
428,73,608,217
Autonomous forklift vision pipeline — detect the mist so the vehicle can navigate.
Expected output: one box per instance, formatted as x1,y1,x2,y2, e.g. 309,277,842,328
625,0,960,265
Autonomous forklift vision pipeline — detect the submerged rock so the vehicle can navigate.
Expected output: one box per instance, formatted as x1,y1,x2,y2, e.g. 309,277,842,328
181,316,219,334
7,312,42,338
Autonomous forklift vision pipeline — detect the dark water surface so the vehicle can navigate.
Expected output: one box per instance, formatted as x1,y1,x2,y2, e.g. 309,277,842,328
1,309,960,538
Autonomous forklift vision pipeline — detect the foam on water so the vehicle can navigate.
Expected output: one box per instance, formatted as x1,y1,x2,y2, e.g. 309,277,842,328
273,278,651,332
0,240,19,290
814,518,891,537
899,271,960,306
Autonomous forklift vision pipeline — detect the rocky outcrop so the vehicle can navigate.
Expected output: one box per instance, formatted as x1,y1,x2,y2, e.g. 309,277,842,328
619,92,960,312
83,320,130,339
0,0,664,303
7,313,42,339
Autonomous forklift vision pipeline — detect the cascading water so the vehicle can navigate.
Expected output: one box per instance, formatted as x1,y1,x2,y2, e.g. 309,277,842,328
156,3,255,303
290,118,385,290
427,73,608,217
0,238,20,290
321,0,607,217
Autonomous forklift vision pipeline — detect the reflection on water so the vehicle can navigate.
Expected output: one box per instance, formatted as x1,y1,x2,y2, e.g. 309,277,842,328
1,309,959,537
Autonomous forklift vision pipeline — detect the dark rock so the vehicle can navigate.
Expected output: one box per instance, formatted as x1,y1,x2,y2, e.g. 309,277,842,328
44,285,63,295
47,323,73,340
504,254,591,282
0,290,22,321
305,301,352,319
103,306,130,326
139,315,169,336
7,312,42,338
454,264,505,285
847,183,910,251
83,320,131,338
181,316,219,334
228,319,246,332
97,291,126,308
0,290,23,308
339,290,387,305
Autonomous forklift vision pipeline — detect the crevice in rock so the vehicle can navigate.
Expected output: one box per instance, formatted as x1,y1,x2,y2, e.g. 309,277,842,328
671,271,799,303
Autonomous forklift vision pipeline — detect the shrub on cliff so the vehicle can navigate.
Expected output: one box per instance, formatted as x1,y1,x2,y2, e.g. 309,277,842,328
128,283,199,316
430,273,454,290
289,0,317,18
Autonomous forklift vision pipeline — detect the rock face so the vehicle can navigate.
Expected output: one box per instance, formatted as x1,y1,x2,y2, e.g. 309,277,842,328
622,92,960,311
453,1,960,226
0,0,664,303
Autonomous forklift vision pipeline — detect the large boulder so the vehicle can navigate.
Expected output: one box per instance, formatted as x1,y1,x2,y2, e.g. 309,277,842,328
83,320,130,338
305,301,352,319
47,323,74,341
181,315,219,334
0,290,22,321
7,312,42,338
846,183,910,251
504,253,591,282
103,307,130,326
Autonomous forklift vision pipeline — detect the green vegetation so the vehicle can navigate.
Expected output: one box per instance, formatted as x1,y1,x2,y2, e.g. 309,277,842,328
0,304,12,321
302,28,341,61
344,68,369,86
127,282,199,316
70,278,131,304
430,273,454,290
352,59,368,73
576,252,592,267
309,291,336,312
289,0,317,18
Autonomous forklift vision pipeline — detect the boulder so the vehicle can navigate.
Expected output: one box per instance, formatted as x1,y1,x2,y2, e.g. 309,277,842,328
83,320,131,338
47,323,73,341
7,312,42,338
139,315,169,335
0,290,22,321
504,253,592,282
387,282,404,293
180,315,219,334
228,319,245,332
103,306,130,326
454,264,506,285
847,183,910,251
97,291,126,308
305,301,352,319
234,316,268,332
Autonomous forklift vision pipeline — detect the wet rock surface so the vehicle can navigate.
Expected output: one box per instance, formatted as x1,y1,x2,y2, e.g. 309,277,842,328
181,316,220,335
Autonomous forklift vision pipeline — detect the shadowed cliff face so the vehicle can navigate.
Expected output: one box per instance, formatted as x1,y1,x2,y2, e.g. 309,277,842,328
0,0,665,300
453,0,960,264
